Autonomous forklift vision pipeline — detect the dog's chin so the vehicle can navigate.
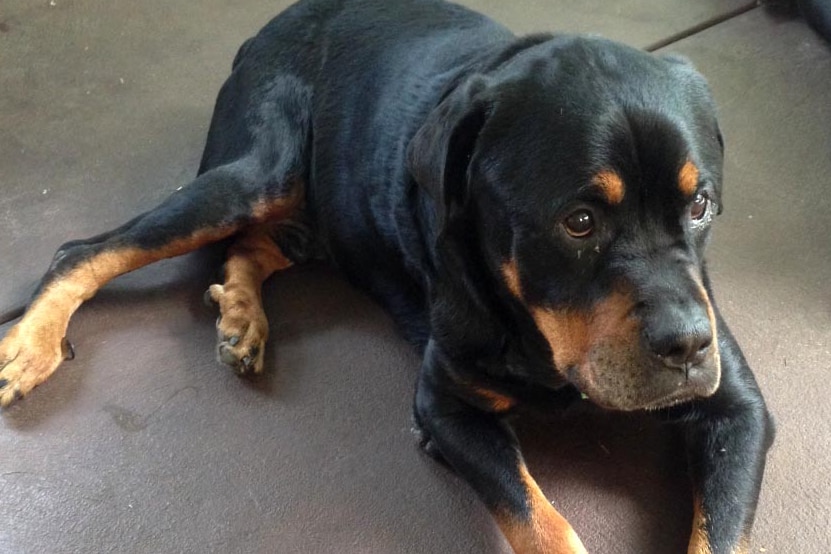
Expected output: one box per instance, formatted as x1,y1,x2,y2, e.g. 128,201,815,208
569,354,722,412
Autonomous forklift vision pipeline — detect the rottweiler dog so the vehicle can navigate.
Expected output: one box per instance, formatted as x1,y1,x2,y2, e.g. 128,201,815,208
0,0,774,552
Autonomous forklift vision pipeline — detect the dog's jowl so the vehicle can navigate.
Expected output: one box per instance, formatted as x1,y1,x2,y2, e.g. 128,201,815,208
0,1,774,552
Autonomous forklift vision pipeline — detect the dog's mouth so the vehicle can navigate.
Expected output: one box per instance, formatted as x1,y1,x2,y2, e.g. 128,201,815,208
500,260,722,411
527,291,721,411
566,344,722,412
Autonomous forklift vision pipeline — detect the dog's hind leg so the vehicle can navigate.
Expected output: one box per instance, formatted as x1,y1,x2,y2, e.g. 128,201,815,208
0,72,312,406
0,163,304,407
206,223,304,375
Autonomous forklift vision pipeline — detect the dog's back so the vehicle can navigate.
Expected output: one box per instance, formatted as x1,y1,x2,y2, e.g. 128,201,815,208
202,0,517,333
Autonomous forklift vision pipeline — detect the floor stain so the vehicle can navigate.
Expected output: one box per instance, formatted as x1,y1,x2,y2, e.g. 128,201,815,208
102,404,148,432
103,386,198,432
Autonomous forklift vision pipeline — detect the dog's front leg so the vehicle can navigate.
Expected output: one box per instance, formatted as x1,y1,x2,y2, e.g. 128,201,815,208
415,343,587,554
678,316,774,554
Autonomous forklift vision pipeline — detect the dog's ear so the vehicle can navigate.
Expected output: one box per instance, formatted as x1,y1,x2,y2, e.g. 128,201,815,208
407,76,491,232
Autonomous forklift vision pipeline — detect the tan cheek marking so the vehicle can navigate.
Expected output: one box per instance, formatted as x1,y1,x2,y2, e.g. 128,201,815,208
501,260,591,372
502,260,638,377
699,285,719,371
580,290,638,345
679,160,700,197
690,270,722,389
531,291,635,376
529,308,591,372
501,260,638,376
497,463,587,554
593,170,625,205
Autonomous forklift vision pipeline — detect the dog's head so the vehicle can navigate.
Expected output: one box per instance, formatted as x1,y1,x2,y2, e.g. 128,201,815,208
409,36,724,411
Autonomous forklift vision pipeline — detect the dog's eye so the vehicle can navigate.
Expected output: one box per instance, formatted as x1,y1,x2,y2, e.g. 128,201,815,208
689,193,709,220
563,209,594,238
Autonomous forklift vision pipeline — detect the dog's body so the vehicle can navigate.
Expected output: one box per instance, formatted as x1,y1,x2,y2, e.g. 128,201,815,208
0,1,773,552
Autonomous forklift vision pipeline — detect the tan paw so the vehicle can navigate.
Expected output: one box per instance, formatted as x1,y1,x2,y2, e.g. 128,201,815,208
207,284,268,375
0,324,74,407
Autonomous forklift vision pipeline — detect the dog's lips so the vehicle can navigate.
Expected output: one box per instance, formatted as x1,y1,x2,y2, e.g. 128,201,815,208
568,355,721,412
640,367,721,411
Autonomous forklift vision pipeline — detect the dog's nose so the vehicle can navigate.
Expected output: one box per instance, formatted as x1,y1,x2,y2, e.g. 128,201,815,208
645,310,713,369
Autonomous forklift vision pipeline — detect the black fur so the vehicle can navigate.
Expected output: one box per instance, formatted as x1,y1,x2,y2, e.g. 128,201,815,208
3,1,775,551
799,0,831,42
765,0,831,43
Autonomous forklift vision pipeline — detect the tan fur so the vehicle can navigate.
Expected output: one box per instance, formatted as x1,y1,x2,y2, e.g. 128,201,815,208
679,160,700,197
688,496,712,554
209,226,293,373
733,535,751,554
0,227,243,406
530,306,592,372
250,183,303,221
687,498,750,554
471,386,516,412
503,259,523,299
503,260,634,377
501,259,720,410
497,463,587,554
593,170,625,205
691,269,722,391
0,178,306,405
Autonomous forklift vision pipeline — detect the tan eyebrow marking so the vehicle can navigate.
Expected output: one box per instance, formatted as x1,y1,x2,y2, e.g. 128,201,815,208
679,160,700,197
592,171,625,205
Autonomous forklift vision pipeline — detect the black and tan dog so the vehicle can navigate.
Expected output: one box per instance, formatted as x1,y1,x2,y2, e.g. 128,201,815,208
0,1,774,552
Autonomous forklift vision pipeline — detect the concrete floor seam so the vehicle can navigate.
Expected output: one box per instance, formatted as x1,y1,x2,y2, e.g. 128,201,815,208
645,2,759,51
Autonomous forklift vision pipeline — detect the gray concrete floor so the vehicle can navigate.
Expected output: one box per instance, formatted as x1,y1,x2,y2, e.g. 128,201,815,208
1,1,829,552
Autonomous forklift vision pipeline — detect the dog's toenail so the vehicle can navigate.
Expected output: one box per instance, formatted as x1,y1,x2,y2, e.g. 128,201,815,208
219,346,237,365
229,336,240,346
62,338,75,361
0,379,8,389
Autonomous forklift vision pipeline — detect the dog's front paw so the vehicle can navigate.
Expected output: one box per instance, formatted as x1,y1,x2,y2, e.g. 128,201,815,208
412,413,449,466
207,284,268,375
0,324,74,407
